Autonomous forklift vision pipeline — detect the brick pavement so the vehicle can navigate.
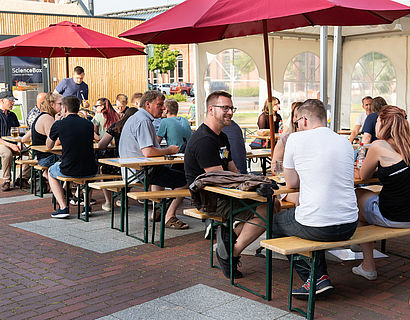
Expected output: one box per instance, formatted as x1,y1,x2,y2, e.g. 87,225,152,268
0,188,409,319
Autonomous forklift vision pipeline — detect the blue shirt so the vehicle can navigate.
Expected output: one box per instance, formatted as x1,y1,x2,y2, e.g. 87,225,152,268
157,116,192,150
55,78,88,100
222,120,247,174
361,112,378,142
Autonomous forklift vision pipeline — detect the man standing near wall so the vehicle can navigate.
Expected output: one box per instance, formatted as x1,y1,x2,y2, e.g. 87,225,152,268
54,66,89,107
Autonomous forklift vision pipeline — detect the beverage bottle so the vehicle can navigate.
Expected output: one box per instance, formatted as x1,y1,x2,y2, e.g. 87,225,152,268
278,120,283,135
356,143,366,168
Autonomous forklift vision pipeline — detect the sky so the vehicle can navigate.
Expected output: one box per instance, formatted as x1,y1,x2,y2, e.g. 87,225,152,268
92,0,185,15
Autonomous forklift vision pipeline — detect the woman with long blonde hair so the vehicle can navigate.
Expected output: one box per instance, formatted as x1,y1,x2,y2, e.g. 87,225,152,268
354,105,410,281
22,92,63,181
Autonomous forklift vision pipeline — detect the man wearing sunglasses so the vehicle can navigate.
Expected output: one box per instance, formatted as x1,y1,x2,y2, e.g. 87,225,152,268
277,99,358,299
185,90,270,280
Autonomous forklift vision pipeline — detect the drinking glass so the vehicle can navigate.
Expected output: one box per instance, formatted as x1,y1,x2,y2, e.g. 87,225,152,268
275,160,285,183
10,127,19,138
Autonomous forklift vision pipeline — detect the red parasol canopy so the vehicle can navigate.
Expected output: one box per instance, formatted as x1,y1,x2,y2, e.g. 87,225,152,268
120,0,410,44
0,21,145,77
120,0,410,162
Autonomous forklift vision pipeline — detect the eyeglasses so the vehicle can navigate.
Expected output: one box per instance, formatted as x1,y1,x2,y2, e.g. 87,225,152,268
293,116,305,129
212,105,237,113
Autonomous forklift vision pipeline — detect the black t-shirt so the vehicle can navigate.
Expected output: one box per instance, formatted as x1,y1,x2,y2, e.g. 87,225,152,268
0,110,20,137
378,160,410,222
49,114,98,177
184,123,232,186
362,112,378,142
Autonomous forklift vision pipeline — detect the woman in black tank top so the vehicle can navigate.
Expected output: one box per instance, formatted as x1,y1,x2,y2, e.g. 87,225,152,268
354,105,410,280
28,92,62,178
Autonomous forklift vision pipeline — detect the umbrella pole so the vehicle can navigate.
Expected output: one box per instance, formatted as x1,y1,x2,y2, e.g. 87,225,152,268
65,54,69,78
262,20,275,165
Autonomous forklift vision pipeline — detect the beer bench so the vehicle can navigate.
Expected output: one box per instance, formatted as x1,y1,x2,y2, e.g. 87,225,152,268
260,225,410,320
56,174,121,221
88,180,143,232
127,189,191,248
183,199,296,269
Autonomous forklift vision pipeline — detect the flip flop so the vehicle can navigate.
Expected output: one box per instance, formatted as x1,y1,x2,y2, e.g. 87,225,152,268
165,217,189,230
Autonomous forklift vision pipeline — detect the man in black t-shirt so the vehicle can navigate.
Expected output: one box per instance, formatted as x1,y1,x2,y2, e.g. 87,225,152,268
185,91,269,280
47,96,98,218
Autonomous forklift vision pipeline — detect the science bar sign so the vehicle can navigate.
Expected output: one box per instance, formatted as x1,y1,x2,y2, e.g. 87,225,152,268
11,57,43,83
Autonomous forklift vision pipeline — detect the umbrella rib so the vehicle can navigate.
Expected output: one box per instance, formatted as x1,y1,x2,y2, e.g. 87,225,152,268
366,10,393,24
96,48,108,58
0,47,15,55
301,13,315,26
48,47,55,58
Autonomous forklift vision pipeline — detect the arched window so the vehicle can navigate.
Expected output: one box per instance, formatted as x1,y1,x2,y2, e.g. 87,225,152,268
176,54,183,82
283,52,320,120
351,52,396,126
204,49,259,124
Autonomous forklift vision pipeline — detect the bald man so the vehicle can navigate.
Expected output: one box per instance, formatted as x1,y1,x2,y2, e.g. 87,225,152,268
26,92,47,129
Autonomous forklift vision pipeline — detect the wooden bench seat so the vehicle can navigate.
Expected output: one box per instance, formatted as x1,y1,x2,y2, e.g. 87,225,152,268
57,174,122,184
260,225,410,319
126,189,191,248
33,164,48,171
183,208,224,222
15,159,38,165
127,189,190,200
56,174,122,222
88,180,143,192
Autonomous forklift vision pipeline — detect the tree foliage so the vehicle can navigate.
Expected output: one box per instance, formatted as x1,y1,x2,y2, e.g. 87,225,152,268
148,44,179,75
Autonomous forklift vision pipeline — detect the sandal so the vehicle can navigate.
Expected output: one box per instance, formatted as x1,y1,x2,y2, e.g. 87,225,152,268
165,217,189,230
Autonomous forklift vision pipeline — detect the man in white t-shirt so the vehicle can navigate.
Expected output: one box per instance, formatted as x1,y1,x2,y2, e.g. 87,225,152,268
349,96,372,143
277,99,358,299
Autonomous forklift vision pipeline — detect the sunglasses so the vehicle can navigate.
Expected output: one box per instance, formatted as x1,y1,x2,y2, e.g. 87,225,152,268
293,116,306,129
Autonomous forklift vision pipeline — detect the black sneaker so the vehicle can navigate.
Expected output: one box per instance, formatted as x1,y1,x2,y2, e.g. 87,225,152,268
216,224,238,260
215,249,243,279
51,207,69,219
70,195,96,206
81,206,92,217
292,275,334,300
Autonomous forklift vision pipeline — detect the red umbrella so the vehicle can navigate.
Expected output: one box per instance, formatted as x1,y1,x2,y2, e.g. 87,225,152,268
0,21,145,78
120,0,410,159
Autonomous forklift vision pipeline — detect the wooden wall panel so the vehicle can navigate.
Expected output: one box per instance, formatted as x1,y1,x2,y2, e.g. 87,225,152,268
0,12,147,104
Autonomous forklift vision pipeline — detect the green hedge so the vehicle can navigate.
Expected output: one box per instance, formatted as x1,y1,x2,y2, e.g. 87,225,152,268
165,93,187,102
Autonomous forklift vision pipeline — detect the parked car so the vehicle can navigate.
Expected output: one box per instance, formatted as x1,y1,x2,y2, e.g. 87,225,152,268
170,82,194,96
210,81,229,92
148,82,159,91
158,83,171,95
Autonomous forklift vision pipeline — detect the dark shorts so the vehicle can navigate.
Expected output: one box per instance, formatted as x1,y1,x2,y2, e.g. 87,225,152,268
203,197,256,222
149,165,187,189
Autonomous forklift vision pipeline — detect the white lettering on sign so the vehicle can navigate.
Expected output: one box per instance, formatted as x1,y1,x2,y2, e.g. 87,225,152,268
11,67,42,74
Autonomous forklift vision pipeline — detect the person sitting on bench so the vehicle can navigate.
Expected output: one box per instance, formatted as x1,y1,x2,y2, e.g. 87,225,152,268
184,90,280,279
47,96,98,218
355,105,410,280
119,90,189,229
278,99,358,299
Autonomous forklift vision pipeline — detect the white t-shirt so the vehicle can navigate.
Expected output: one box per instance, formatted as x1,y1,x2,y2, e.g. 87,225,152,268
355,112,367,127
283,127,358,227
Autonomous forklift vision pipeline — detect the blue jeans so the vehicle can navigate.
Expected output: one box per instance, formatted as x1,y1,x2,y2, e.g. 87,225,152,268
49,162,96,179
273,209,358,281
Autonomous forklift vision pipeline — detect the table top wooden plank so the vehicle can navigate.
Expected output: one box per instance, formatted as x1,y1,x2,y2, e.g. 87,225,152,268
1,136,25,143
99,156,184,169
246,149,272,158
204,186,269,202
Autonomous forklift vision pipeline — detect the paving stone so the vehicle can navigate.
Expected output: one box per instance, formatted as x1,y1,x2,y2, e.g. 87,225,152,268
203,296,290,319
160,284,239,313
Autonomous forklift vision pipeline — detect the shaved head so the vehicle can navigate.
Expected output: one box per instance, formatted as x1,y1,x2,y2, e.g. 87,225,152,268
37,92,47,107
